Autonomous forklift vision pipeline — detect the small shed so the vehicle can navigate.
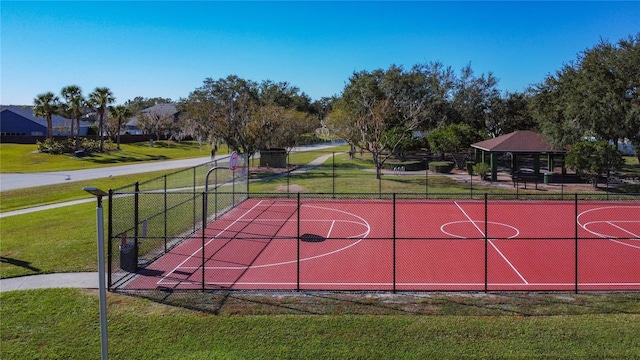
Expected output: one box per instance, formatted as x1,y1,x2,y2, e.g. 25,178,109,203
471,131,566,182
259,148,287,168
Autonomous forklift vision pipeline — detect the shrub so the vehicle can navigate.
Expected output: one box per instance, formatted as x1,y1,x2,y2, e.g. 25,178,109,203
36,138,116,154
429,161,454,173
37,138,74,154
473,162,491,180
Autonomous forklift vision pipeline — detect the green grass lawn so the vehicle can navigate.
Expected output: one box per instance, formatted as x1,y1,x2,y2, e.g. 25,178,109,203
1,143,639,359
0,169,196,212
0,141,227,173
1,289,639,359
1,203,98,278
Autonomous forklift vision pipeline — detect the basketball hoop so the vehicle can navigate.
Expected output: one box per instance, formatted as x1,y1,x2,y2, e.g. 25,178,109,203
229,151,239,171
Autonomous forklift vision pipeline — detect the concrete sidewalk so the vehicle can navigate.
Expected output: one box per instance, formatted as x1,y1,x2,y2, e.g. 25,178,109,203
0,272,99,292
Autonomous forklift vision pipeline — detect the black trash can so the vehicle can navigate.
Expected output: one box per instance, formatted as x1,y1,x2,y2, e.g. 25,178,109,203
544,173,551,184
120,240,138,272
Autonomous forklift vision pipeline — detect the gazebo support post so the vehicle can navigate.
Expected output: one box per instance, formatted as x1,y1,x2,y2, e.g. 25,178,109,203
490,152,498,182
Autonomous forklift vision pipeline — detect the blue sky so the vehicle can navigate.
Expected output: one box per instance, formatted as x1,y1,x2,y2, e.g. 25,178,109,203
1,1,638,105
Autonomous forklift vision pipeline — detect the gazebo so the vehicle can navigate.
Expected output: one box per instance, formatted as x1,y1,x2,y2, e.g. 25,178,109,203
471,131,566,182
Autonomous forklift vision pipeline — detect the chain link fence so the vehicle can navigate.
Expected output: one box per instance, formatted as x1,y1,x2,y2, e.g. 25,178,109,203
106,148,639,298
108,153,249,288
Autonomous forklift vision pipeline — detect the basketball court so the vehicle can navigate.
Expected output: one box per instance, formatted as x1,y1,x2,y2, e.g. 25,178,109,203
120,198,640,292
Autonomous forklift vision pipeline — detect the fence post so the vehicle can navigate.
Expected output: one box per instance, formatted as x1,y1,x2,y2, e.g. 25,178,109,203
332,152,336,199
561,171,565,200
484,193,488,293
164,175,168,253
107,190,113,290
297,192,301,291
393,193,396,293
245,154,250,194
575,193,579,294
470,164,474,199
134,182,139,251
202,191,207,292
425,156,429,199
214,160,218,220
193,167,197,232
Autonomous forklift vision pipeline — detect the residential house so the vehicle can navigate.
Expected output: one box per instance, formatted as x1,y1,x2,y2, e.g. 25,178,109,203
124,103,180,135
0,105,90,136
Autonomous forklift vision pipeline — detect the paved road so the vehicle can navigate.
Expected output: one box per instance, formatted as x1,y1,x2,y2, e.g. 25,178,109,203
0,156,214,191
0,142,344,192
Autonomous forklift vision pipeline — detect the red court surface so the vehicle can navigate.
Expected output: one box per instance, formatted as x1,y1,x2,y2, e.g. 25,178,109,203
122,198,640,292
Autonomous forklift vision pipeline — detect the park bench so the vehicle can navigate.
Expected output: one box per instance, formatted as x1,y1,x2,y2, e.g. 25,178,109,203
512,172,539,189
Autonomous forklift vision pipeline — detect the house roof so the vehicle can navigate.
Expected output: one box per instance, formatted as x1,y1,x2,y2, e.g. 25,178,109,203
141,103,178,118
126,103,179,127
471,130,565,153
0,105,77,128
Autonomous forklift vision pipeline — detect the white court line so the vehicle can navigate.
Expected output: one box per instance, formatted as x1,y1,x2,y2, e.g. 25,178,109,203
159,200,266,284
158,280,640,287
454,202,528,284
577,205,640,251
606,221,640,238
606,221,640,249
158,201,371,284
327,220,336,238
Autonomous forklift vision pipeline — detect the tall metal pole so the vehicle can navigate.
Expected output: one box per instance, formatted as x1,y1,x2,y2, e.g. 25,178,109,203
84,187,109,360
95,198,108,360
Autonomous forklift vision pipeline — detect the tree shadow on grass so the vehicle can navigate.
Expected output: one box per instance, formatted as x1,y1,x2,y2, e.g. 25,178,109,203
0,256,41,273
88,154,169,164
114,289,640,316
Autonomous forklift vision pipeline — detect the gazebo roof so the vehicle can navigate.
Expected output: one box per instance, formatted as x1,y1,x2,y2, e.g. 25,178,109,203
471,131,564,153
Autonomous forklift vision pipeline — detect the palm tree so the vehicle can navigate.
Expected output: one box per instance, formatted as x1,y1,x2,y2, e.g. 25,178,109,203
33,92,60,140
109,105,131,149
61,85,85,152
89,87,115,152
